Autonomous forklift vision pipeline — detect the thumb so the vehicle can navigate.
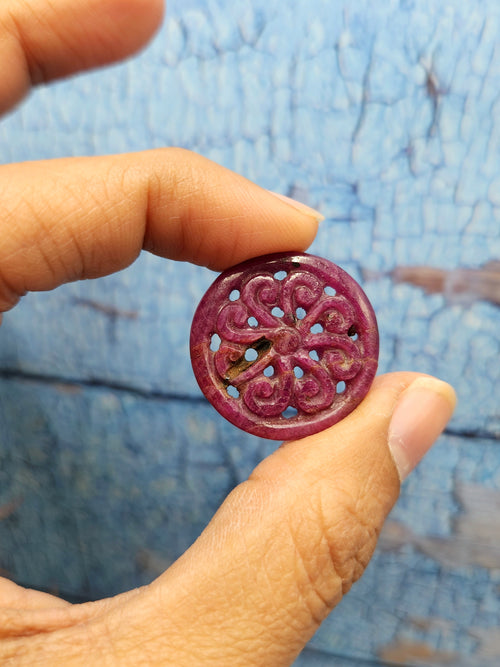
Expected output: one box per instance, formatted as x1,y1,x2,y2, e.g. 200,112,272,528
87,372,456,666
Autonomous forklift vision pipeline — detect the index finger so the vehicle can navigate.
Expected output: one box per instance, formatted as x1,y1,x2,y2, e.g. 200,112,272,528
0,149,321,312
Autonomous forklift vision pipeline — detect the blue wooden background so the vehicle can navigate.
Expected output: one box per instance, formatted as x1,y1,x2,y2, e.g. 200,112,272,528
1,1,500,664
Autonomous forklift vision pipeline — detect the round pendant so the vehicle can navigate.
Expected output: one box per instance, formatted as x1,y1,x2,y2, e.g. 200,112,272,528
190,252,379,440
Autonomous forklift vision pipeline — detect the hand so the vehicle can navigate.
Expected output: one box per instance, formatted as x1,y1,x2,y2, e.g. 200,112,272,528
0,1,457,664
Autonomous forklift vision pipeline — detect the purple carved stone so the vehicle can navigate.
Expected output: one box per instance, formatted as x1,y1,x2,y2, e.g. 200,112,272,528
190,252,379,440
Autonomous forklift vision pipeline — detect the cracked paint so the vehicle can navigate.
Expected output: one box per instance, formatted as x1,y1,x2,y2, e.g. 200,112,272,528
364,260,500,306
380,483,500,570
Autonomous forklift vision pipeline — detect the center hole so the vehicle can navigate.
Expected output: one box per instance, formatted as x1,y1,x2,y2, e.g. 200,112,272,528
245,348,258,362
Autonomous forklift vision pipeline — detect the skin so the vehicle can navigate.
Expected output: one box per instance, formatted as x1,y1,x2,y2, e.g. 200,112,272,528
0,2,455,664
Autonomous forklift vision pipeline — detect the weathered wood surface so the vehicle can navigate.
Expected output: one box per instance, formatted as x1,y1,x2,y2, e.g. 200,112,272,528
1,1,500,665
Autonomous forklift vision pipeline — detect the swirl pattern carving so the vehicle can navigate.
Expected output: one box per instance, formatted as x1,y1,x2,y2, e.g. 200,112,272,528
190,253,379,440
216,270,364,416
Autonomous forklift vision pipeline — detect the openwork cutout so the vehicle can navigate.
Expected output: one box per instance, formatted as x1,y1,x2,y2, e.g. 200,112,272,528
190,252,379,439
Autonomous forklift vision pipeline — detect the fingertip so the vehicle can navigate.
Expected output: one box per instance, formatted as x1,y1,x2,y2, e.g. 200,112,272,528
388,376,456,481
215,185,321,269
143,148,321,270
271,371,455,488
266,190,325,223
86,0,165,64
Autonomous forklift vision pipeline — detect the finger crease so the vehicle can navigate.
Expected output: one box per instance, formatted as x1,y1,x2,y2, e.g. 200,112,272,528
288,522,335,626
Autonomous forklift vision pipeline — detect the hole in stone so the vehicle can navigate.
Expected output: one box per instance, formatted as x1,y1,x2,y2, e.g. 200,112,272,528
248,316,259,327
348,325,358,340
245,348,258,362
296,307,306,320
310,323,324,333
292,261,301,268
324,285,336,296
263,365,274,377
336,381,346,394
309,350,319,361
282,406,298,419
293,366,304,378
229,289,240,301
226,385,240,398
274,270,287,281
272,306,285,317
210,333,221,352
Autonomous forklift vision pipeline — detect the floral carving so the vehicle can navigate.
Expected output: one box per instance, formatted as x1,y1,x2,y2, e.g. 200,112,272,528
213,270,363,419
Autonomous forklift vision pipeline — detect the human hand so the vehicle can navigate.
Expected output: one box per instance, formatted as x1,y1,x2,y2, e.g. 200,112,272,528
0,1,457,664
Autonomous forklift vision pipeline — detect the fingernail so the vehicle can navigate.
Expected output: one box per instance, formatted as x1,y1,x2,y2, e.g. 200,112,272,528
268,191,325,223
388,377,457,481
